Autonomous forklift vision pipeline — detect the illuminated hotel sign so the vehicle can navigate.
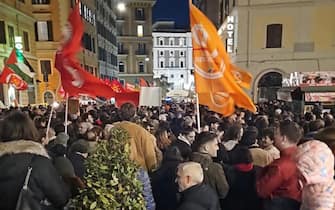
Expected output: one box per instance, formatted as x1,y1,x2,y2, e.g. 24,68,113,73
226,16,234,53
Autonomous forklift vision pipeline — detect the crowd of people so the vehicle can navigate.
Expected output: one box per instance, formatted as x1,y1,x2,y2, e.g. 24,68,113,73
0,99,334,210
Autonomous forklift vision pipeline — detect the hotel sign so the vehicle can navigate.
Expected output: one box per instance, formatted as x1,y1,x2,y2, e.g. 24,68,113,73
226,16,235,53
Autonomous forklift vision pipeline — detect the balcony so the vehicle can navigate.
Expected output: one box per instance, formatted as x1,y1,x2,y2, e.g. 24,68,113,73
135,49,147,55
135,16,145,21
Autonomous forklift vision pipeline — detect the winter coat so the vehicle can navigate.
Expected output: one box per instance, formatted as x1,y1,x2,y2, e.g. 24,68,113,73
221,164,262,210
151,158,181,210
191,152,229,199
113,121,157,171
177,184,220,210
257,146,301,210
0,140,70,210
68,152,86,179
296,140,335,210
170,139,192,161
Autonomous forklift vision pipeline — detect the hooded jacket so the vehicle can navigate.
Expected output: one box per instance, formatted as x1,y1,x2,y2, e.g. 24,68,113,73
0,140,70,210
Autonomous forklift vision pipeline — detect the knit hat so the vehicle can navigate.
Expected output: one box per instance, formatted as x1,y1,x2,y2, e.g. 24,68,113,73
55,132,69,147
70,139,89,154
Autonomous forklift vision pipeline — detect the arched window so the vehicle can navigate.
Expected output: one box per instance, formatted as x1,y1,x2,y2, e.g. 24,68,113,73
160,60,164,68
159,38,164,45
180,61,184,68
266,24,282,48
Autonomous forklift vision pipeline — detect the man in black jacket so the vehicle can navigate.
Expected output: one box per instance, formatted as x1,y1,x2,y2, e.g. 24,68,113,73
176,162,220,210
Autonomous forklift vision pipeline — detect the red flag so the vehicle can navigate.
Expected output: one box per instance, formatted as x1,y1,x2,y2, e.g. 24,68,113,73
55,4,116,99
110,80,125,93
0,62,28,90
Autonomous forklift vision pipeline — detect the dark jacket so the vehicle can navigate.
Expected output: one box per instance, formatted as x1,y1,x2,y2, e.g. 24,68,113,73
151,158,181,210
222,164,262,210
68,152,86,179
191,152,229,199
170,139,192,161
177,184,220,210
0,140,70,210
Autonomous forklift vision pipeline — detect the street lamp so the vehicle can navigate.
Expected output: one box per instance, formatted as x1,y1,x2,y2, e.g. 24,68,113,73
117,2,126,12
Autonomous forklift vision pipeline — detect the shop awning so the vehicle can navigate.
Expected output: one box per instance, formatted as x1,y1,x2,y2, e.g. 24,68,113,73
301,86,335,92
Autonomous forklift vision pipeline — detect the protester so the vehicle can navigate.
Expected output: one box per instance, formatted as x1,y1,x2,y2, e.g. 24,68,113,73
176,162,220,210
171,127,196,161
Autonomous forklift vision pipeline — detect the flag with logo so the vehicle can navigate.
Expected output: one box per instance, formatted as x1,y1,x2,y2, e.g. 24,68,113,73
190,3,256,116
55,4,116,99
0,49,31,90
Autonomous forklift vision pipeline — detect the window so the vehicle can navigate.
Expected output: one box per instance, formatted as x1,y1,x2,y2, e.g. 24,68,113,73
23,31,30,51
137,43,146,55
118,42,124,54
159,51,164,56
32,0,50,4
180,61,184,68
160,61,164,68
40,60,51,82
159,39,163,45
169,38,174,45
179,38,184,46
266,24,282,48
120,79,125,85
137,25,143,37
119,61,125,72
0,21,6,44
171,74,174,78
170,51,174,56
181,74,184,78
170,61,174,67
135,8,145,20
138,61,145,73
8,25,14,47
35,21,53,41
180,51,184,56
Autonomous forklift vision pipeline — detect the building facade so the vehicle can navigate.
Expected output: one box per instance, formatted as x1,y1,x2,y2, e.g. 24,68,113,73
218,0,335,102
96,0,118,79
0,0,37,105
116,0,155,85
152,22,193,91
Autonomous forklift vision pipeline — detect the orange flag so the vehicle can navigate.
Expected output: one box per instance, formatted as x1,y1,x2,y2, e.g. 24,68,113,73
230,64,252,89
190,3,256,116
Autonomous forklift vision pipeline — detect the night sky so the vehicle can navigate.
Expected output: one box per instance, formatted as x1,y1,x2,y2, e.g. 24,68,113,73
152,0,190,30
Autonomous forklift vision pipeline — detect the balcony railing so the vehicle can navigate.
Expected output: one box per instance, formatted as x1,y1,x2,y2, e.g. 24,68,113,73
135,50,147,55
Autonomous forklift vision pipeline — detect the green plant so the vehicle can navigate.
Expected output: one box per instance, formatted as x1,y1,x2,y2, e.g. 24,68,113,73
71,127,145,210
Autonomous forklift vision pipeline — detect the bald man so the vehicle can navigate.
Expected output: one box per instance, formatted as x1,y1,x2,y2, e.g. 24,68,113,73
176,162,220,210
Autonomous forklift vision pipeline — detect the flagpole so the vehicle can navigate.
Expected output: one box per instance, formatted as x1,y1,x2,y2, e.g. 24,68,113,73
46,105,54,141
196,93,201,133
64,93,69,134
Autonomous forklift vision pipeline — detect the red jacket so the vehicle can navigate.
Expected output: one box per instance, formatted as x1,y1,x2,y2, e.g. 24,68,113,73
256,146,301,202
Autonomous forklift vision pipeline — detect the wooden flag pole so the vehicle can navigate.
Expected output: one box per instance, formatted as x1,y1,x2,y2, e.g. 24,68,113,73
64,93,69,134
196,93,201,133
46,105,54,140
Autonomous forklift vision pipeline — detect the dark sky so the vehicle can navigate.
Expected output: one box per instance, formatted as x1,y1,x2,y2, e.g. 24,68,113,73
152,0,190,29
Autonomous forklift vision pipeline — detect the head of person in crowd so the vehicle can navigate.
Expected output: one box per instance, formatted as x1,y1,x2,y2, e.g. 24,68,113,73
81,112,94,124
230,146,253,166
274,120,302,151
295,140,335,210
183,116,194,128
309,119,325,132
260,127,275,149
119,103,136,121
54,123,65,135
78,122,93,136
192,132,219,158
324,113,335,127
178,127,196,145
227,113,237,124
0,110,39,142
69,139,89,158
314,126,335,155
176,162,204,192
34,115,47,129
223,123,243,142
163,146,183,162
207,116,221,133
240,126,259,147
88,126,103,141
155,127,172,151
38,127,56,146
254,115,269,139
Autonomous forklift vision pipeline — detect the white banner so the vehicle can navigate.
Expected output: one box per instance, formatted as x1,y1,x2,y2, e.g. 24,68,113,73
139,87,162,107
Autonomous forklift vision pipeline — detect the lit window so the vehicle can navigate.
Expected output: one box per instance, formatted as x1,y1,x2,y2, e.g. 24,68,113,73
137,25,143,37
35,21,53,41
